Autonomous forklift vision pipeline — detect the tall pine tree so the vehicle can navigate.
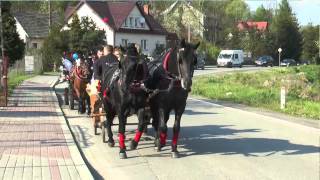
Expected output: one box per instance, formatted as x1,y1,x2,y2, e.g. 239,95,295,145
301,24,319,63
1,2,25,64
271,0,302,62
68,14,82,53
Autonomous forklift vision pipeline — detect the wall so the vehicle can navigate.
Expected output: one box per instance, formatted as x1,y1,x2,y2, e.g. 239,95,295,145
115,33,166,56
26,38,44,49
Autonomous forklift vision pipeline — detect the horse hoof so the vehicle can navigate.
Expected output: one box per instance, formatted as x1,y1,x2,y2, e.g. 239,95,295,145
119,151,127,159
107,141,115,147
172,151,179,158
130,140,138,150
155,145,163,152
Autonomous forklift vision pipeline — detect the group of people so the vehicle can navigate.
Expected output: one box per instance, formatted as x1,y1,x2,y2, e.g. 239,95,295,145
60,44,127,92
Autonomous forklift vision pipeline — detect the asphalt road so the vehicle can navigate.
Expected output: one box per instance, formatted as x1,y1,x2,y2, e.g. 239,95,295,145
193,65,272,76
55,80,319,180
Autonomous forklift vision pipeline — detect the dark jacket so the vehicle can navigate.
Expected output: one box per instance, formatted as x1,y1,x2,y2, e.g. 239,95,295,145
93,53,119,80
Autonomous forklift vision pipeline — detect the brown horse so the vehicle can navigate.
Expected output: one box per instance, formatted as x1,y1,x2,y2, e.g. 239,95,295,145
70,62,91,114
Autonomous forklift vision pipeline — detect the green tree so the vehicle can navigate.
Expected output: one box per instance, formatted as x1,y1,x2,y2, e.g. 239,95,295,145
68,14,82,53
225,0,250,22
252,5,273,22
1,2,25,64
271,0,302,62
301,24,319,64
41,15,105,71
41,24,69,71
79,16,105,55
202,0,230,45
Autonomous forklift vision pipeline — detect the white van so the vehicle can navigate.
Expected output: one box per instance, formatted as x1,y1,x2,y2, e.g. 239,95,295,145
217,50,244,68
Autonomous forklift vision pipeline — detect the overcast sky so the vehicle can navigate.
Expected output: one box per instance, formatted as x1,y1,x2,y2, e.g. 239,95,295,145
245,0,320,25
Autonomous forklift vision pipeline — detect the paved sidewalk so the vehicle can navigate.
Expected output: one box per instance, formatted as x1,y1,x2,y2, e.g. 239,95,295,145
0,75,93,180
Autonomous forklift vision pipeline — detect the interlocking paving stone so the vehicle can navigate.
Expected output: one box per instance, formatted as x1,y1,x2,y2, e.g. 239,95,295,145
0,76,93,180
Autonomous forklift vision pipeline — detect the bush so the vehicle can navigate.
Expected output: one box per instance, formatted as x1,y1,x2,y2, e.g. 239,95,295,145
198,41,220,65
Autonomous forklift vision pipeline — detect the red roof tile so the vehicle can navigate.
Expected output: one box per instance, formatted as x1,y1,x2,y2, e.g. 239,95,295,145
237,21,268,31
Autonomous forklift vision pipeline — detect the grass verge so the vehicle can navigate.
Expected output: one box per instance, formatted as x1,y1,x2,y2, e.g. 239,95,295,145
8,71,34,94
192,65,320,120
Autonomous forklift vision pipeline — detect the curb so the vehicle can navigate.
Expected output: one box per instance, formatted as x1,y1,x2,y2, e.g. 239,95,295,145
50,78,94,180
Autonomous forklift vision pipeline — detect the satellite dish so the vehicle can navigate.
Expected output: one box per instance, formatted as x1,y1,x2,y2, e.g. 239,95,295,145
139,17,145,24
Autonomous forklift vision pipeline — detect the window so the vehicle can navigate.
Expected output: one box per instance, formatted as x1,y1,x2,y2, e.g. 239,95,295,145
135,18,139,27
124,18,128,27
121,39,128,46
235,54,238,59
141,40,147,50
32,43,38,49
129,17,133,27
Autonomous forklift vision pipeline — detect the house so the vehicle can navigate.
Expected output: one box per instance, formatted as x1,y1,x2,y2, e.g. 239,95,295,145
160,1,205,40
14,12,59,49
64,1,167,56
237,21,268,31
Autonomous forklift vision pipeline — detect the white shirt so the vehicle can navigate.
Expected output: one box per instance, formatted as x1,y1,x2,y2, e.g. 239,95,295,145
62,58,73,72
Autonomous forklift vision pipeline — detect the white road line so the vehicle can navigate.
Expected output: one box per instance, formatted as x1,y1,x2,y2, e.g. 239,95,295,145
188,97,320,132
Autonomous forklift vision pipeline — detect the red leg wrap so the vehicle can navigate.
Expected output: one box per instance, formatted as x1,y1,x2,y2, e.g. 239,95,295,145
118,133,125,149
134,130,143,142
160,132,167,145
172,132,179,146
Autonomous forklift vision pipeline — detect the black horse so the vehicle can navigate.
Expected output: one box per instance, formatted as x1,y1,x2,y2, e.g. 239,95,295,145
100,44,149,159
130,39,199,158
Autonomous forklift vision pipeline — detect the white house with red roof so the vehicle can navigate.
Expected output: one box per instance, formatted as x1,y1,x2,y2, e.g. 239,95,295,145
63,1,167,56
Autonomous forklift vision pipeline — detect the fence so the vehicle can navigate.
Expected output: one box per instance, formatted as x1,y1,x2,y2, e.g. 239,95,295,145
0,49,43,106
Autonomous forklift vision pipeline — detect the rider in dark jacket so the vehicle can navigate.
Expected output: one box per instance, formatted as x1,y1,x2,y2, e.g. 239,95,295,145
93,45,119,94
93,45,118,81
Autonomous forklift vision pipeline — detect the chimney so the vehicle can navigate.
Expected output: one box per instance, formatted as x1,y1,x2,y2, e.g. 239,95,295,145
143,4,149,15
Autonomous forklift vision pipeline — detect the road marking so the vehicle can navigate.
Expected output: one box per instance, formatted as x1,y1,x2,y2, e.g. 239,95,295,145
188,97,320,132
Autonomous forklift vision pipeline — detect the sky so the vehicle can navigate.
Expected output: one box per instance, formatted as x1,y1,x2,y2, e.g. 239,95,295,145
245,0,320,25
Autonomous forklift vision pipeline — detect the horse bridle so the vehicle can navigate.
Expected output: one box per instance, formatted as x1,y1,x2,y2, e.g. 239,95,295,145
119,54,147,93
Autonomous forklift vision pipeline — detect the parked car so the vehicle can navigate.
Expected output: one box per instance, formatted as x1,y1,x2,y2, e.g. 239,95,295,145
195,54,205,70
217,50,243,68
255,55,274,67
280,59,297,67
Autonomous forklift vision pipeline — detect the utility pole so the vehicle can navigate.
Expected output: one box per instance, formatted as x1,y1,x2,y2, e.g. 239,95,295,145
0,1,2,90
48,0,51,32
188,23,191,43
0,1,8,106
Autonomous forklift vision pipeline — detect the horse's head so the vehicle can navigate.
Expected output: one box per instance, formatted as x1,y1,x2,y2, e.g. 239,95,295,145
119,44,145,87
176,39,200,92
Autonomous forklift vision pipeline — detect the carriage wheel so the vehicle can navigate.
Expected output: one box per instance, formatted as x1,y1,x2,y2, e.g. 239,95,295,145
101,122,106,143
64,88,69,105
69,83,74,110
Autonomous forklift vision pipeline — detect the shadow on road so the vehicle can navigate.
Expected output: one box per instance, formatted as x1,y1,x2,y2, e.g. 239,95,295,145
184,109,218,115
180,125,317,157
141,125,318,158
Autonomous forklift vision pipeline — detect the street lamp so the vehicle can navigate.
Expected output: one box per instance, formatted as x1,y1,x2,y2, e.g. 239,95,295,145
278,48,282,67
